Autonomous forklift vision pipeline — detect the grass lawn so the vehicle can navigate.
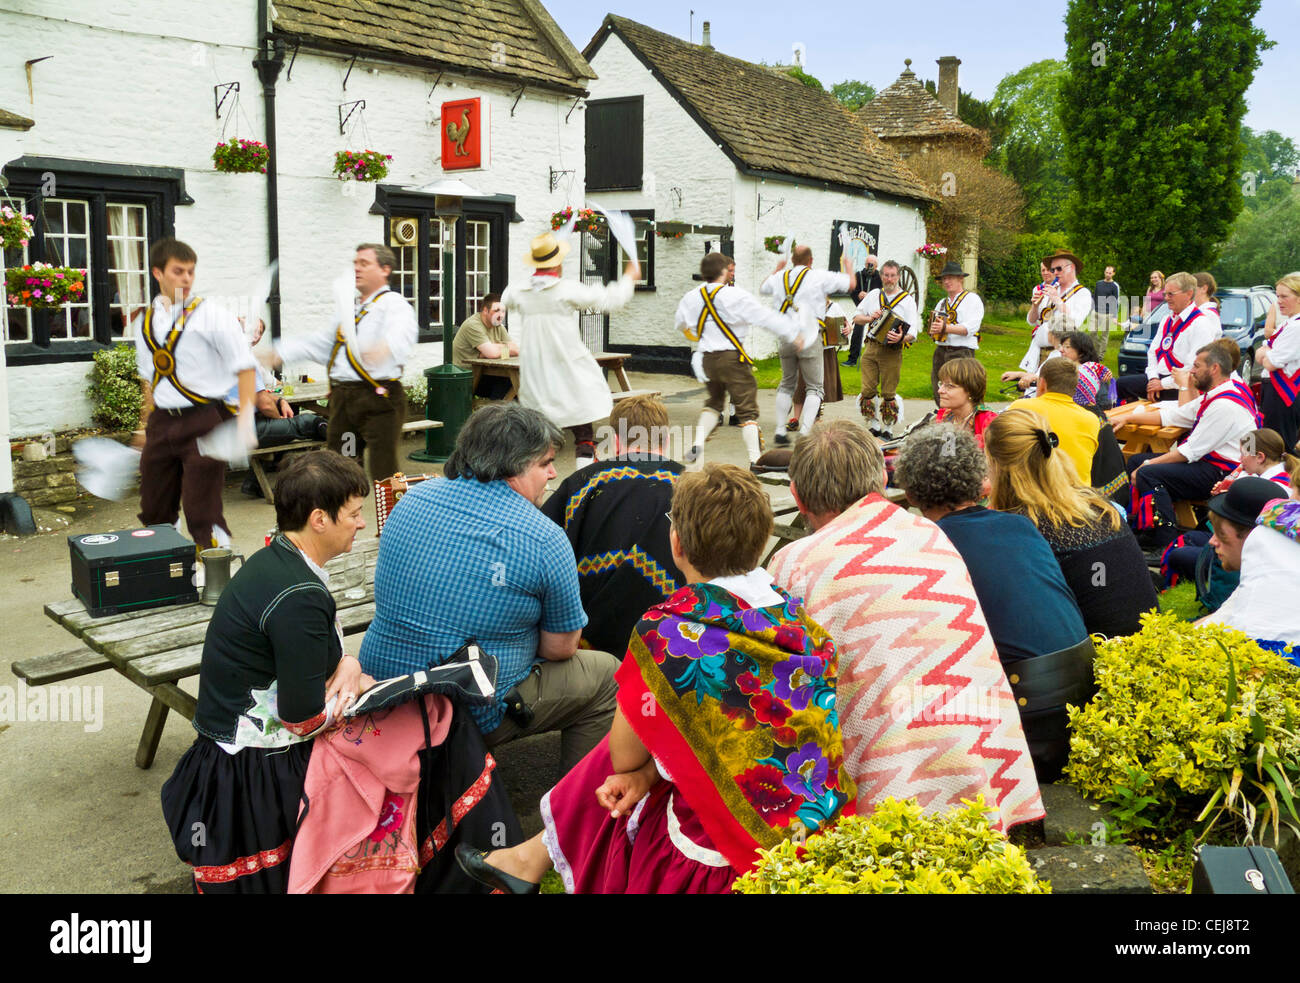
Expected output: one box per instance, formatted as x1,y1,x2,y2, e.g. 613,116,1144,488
1157,581,1206,622
753,310,1125,402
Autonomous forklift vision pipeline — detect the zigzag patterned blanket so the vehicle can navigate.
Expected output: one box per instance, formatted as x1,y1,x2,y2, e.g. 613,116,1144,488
769,494,1044,830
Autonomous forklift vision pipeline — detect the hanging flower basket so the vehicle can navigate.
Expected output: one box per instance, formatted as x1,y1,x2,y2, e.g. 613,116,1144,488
655,228,685,240
916,242,948,258
1,205,35,251
6,263,87,309
333,150,392,182
212,139,270,174
763,235,787,254
550,207,606,235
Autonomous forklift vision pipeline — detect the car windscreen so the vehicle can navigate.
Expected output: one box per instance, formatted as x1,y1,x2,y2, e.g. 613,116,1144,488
1219,296,1250,326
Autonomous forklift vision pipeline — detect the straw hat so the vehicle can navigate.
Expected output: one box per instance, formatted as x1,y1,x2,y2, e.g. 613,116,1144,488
523,231,570,269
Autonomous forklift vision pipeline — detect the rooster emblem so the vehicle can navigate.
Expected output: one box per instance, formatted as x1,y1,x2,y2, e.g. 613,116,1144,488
445,108,472,157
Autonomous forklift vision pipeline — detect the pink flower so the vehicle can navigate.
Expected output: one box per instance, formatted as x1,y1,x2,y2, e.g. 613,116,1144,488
33,290,42,298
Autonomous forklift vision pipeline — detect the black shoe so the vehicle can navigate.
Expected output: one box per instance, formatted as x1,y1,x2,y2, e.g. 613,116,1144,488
774,432,791,446
454,844,540,894
728,412,740,426
843,359,858,367
240,474,264,499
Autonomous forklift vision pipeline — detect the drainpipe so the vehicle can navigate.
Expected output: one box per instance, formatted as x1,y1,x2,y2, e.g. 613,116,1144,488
252,0,286,338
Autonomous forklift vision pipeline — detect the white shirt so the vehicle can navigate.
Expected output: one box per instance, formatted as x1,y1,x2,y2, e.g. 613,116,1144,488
1197,302,1223,339
760,265,851,345
1145,303,1219,387
132,295,256,410
1263,313,1300,379
931,289,983,350
276,288,418,383
675,282,800,353
1159,378,1257,465
1203,526,1300,645
855,287,920,342
1027,281,1093,339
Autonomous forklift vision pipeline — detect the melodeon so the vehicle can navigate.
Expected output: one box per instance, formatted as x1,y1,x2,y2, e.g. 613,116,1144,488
930,311,950,343
820,315,846,347
374,472,435,535
866,310,910,347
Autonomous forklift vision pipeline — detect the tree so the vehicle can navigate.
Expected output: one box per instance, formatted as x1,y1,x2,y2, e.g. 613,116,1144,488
922,80,1010,150
1213,185,1300,285
830,79,876,111
907,146,1025,269
988,60,1070,233
1239,125,1299,211
1059,0,1272,285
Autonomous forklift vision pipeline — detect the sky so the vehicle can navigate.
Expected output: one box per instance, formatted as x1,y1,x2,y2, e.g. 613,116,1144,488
546,0,1296,146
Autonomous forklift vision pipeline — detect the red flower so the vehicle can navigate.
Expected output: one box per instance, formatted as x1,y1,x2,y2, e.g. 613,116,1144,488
719,701,758,731
749,689,792,726
772,725,799,747
735,764,801,825
736,671,761,695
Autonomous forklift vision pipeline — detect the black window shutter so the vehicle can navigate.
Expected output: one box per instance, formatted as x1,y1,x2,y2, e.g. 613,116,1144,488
586,97,643,191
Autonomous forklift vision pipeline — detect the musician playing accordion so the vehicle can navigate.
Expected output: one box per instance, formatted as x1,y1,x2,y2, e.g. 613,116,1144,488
852,260,918,438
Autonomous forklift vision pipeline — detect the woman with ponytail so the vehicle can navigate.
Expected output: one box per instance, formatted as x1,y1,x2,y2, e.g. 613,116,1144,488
985,408,1157,637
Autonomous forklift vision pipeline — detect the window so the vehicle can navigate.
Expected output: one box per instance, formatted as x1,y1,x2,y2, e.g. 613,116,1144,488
2,156,188,364
599,210,654,289
373,186,513,341
585,97,643,192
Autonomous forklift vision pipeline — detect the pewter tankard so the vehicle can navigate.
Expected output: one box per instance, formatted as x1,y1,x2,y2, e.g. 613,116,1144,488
199,548,244,605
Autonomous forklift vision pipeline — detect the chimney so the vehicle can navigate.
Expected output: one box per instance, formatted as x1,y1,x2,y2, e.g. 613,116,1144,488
936,55,960,114
701,21,712,49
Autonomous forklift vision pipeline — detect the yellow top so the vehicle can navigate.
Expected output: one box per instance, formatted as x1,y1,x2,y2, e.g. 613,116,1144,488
1005,392,1101,484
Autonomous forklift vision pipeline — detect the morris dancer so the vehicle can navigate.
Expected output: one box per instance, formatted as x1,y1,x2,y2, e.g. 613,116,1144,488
1260,272,1300,450
677,252,803,465
1115,271,1216,404
1122,342,1261,553
1006,251,1092,393
503,232,639,469
760,245,853,445
851,259,918,437
927,260,983,405
133,238,257,549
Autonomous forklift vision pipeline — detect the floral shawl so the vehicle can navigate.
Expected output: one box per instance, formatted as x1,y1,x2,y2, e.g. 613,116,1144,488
616,582,855,874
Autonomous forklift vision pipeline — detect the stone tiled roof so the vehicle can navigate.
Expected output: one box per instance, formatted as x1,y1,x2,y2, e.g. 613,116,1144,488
585,16,934,204
858,62,988,149
0,107,35,130
272,0,596,94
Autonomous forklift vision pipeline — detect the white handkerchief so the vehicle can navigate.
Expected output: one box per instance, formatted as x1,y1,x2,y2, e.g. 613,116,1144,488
552,210,579,242
244,260,278,341
196,418,253,467
588,200,638,260
73,438,141,501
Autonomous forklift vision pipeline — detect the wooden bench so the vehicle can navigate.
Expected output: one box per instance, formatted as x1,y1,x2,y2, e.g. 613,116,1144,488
402,419,442,434
11,646,112,685
1174,499,1207,529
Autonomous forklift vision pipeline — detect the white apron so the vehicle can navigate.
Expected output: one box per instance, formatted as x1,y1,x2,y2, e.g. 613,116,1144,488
502,274,635,429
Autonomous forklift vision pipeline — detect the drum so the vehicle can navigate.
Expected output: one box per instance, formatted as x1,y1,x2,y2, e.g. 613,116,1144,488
866,310,909,346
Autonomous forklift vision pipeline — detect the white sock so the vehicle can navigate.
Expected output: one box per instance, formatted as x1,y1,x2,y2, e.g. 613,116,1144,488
741,422,762,463
211,525,232,549
798,394,822,434
575,454,595,469
695,409,720,447
774,391,793,434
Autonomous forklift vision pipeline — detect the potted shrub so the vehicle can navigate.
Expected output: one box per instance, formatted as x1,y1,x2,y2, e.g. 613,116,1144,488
5,262,86,310
212,139,270,174
734,796,1051,894
333,149,392,182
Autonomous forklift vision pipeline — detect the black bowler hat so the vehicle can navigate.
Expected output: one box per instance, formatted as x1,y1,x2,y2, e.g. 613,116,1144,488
1208,476,1284,528
932,261,970,280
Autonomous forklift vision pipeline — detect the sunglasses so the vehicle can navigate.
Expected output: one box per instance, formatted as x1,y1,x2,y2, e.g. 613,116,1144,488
1050,265,1069,273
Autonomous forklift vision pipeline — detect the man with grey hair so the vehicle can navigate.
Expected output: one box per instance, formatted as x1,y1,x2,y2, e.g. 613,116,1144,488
1116,270,1216,404
893,424,1093,783
268,243,419,483
360,403,618,771
768,421,1044,826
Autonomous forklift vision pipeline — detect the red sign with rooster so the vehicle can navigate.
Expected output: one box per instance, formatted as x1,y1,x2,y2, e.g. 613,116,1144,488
441,98,484,170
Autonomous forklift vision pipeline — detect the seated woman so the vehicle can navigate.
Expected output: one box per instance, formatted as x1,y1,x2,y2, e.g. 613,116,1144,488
935,357,998,449
161,451,374,892
455,464,855,894
893,424,1095,784
1160,428,1298,602
1058,331,1117,411
985,408,1157,638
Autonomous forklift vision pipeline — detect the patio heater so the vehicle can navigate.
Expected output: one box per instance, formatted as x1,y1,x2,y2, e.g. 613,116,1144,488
409,179,481,462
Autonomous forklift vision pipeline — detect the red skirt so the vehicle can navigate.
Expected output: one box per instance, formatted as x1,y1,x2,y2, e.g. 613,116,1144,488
540,736,739,894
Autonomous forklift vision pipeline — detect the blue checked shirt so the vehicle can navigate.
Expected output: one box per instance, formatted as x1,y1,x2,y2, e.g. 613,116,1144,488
359,476,588,732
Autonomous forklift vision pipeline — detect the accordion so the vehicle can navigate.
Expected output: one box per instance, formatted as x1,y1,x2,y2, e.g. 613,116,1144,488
374,472,435,535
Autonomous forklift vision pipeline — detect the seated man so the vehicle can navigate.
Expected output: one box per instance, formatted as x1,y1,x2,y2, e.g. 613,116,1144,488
1006,358,1100,483
359,403,617,772
1122,342,1260,555
893,423,1095,784
1116,271,1217,403
768,420,1043,831
1199,477,1296,648
541,395,683,656
452,293,517,400
236,363,330,498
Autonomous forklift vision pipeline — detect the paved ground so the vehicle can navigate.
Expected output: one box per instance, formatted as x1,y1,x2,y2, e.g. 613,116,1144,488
0,366,985,892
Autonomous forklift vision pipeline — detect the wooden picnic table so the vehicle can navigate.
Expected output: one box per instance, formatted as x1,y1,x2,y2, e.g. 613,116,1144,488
276,380,331,415
43,536,381,769
467,352,641,403
1105,400,1189,457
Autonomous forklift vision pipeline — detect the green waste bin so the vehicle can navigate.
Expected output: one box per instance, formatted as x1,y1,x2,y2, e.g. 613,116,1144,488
412,363,472,462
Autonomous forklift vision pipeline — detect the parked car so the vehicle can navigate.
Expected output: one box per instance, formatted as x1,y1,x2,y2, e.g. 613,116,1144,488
1117,286,1277,383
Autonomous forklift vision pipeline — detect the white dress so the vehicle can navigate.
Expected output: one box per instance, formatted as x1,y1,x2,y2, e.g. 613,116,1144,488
502,274,635,429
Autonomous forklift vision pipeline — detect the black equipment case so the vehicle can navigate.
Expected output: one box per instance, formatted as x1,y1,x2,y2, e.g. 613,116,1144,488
1192,846,1294,895
69,525,199,617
